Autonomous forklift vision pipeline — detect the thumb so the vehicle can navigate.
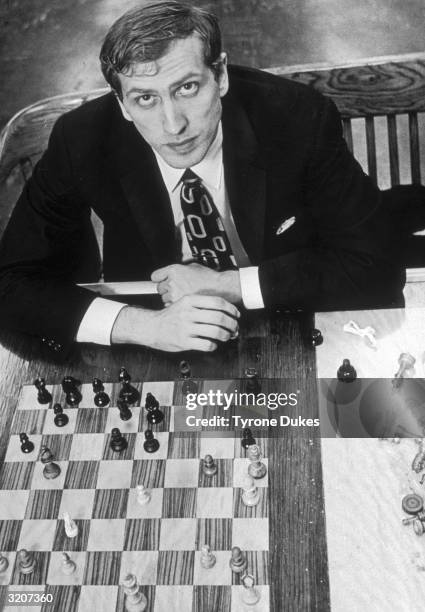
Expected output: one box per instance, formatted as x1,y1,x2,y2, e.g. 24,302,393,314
151,266,171,282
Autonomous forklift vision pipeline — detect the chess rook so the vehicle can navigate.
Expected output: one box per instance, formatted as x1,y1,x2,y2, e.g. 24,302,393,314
19,432,34,454
92,378,110,407
34,377,52,404
247,444,267,479
122,573,147,612
17,549,36,575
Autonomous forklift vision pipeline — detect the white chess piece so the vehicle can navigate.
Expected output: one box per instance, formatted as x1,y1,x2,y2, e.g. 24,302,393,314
136,484,151,506
122,573,147,612
61,552,76,575
63,512,78,538
241,573,261,605
0,552,9,573
241,475,261,507
200,544,216,569
247,444,267,479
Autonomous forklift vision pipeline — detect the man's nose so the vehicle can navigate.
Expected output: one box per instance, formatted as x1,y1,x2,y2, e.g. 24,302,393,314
161,101,187,135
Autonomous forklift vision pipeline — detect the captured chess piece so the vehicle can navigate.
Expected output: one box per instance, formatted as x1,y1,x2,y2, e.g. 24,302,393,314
92,378,110,407
392,353,416,389
145,392,164,425
241,574,261,606
40,445,61,479
0,552,9,573
337,359,357,383
122,573,147,612
17,549,36,575
136,484,151,506
143,430,159,453
117,398,133,421
200,544,216,569
247,444,267,479
61,552,76,575
241,428,256,450
19,432,34,454
241,475,261,507
118,367,140,404
229,546,247,574
110,428,128,453
179,360,198,395
34,377,52,404
63,512,79,538
244,368,261,395
202,454,218,477
53,403,69,427
402,493,423,515
309,328,323,347
62,376,82,406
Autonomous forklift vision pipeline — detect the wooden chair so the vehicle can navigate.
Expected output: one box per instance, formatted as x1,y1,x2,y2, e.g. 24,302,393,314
1,53,424,263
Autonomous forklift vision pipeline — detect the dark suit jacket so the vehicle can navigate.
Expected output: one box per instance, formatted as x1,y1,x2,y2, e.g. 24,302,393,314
0,65,404,353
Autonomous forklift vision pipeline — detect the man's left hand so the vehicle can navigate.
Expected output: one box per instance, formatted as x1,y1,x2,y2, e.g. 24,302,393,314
151,263,242,306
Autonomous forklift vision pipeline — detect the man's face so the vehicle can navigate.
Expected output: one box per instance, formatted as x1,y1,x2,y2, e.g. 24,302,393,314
118,35,229,169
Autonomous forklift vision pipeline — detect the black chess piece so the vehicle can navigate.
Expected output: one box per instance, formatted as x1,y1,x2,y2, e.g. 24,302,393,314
92,378,110,407
179,360,198,395
309,328,323,347
61,376,82,406
145,392,164,425
245,368,261,394
118,368,140,404
117,398,132,421
337,359,357,383
34,378,52,404
53,403,69,427
19,433,34,454
241,428,256,450
143,430,160,453
110,428,128,453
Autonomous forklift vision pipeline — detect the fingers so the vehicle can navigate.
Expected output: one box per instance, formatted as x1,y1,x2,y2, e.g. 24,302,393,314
151,266,172,283
192,323,233,343
187,337,218,352
192,308,238,334
185,295,240,319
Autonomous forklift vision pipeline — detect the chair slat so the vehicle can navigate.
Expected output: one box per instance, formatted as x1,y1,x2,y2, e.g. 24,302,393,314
342,119,353,153
408,112,421,183
386,115,400,186
365,117,377,183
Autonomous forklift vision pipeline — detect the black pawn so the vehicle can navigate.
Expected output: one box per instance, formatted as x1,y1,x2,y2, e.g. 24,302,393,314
34,378,52,404
20,433,34,454
309,328,323,347
143,430,160,453
118,368,140,404
337,359,357,383
110,428,128,453
145,393,164,425
179,360,198,395
62,376,82,406
117,398,132,421
92,378,110,407
245,368,261,394
241,428,256,450
53,403,69,427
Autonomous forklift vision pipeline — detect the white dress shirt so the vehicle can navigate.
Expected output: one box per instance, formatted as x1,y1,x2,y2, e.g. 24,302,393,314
76,122,264,345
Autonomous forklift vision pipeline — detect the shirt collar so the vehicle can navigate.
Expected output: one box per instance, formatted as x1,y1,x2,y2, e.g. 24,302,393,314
153,122,223,193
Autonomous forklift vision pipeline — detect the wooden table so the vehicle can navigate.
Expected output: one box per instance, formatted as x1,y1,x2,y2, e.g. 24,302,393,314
0,310,329,612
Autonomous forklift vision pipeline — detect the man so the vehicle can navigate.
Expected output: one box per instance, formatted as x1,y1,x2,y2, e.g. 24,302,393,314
0,2,403,356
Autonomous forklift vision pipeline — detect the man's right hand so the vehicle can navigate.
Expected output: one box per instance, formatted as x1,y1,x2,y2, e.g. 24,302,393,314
110,295,240,352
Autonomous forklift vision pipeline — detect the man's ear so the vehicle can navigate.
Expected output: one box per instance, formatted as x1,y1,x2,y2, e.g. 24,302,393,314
117,97,133,122
217,52,229,97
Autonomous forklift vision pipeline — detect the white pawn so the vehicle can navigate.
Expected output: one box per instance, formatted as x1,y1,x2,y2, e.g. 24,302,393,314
0,552,9,573
200,544,216,569
241,573,261,606
247,444,267,479
63,512,78,538
61,552,76,575
136,484,151,506
122,573,147,612
241,475,261,507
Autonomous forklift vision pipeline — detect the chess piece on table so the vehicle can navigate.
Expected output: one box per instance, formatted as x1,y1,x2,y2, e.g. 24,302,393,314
62,376,82,406
20,432,34,454
61,552,76,575
179,360,198,395
17,549,36,575
309,328,323,347
122,573,147,612
229,546,247,574
392,353,416,388
118,398,133,422
92,378,110,407
241,428,256,450
337,359,357,383
241,475,261,507
143,430,159,453
0,552,9,573
200,544,216,569
145,392,164,425
40,445,61,479
53,403,69,427
244,368,261,395
110,428,128,453
247,444,267,479
402,493,423,515
202,455,218,477
241,574,261,605
136,484,151,506
118,368,140,404
34,377,52,404
63,512,79,538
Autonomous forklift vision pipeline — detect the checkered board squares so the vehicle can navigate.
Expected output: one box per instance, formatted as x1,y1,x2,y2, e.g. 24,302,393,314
0,381,270,612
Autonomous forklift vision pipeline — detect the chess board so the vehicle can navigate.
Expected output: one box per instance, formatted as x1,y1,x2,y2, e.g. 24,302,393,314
0,381,270,612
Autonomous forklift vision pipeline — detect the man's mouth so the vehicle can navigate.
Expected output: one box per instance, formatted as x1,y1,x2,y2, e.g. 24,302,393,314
166,136,197,152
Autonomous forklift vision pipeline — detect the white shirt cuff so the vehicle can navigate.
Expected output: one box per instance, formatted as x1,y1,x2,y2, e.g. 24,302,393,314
239,266,264,309
76,298,127,345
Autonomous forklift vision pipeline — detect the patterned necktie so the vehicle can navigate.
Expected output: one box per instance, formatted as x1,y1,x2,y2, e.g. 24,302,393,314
180,169,237,271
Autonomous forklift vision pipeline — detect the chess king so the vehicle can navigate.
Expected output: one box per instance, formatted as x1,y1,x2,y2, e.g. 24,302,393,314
0,1,404,355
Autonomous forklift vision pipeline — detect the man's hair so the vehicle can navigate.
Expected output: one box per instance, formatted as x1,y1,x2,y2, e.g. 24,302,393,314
100,1,222,98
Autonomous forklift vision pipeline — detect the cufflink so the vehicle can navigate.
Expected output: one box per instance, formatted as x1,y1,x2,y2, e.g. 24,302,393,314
276,216,296,235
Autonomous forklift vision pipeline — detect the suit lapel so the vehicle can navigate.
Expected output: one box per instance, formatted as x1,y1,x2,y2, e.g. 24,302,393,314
222,93,266,265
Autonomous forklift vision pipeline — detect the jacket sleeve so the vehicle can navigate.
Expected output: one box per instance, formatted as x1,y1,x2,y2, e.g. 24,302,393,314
0,115,100,353
258,96,405,311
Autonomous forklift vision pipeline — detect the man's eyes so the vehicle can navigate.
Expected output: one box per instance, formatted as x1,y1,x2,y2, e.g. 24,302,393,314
176,81,199,97
133,82,199,108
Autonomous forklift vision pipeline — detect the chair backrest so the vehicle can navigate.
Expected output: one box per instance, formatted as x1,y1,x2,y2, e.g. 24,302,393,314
268,52,425,189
